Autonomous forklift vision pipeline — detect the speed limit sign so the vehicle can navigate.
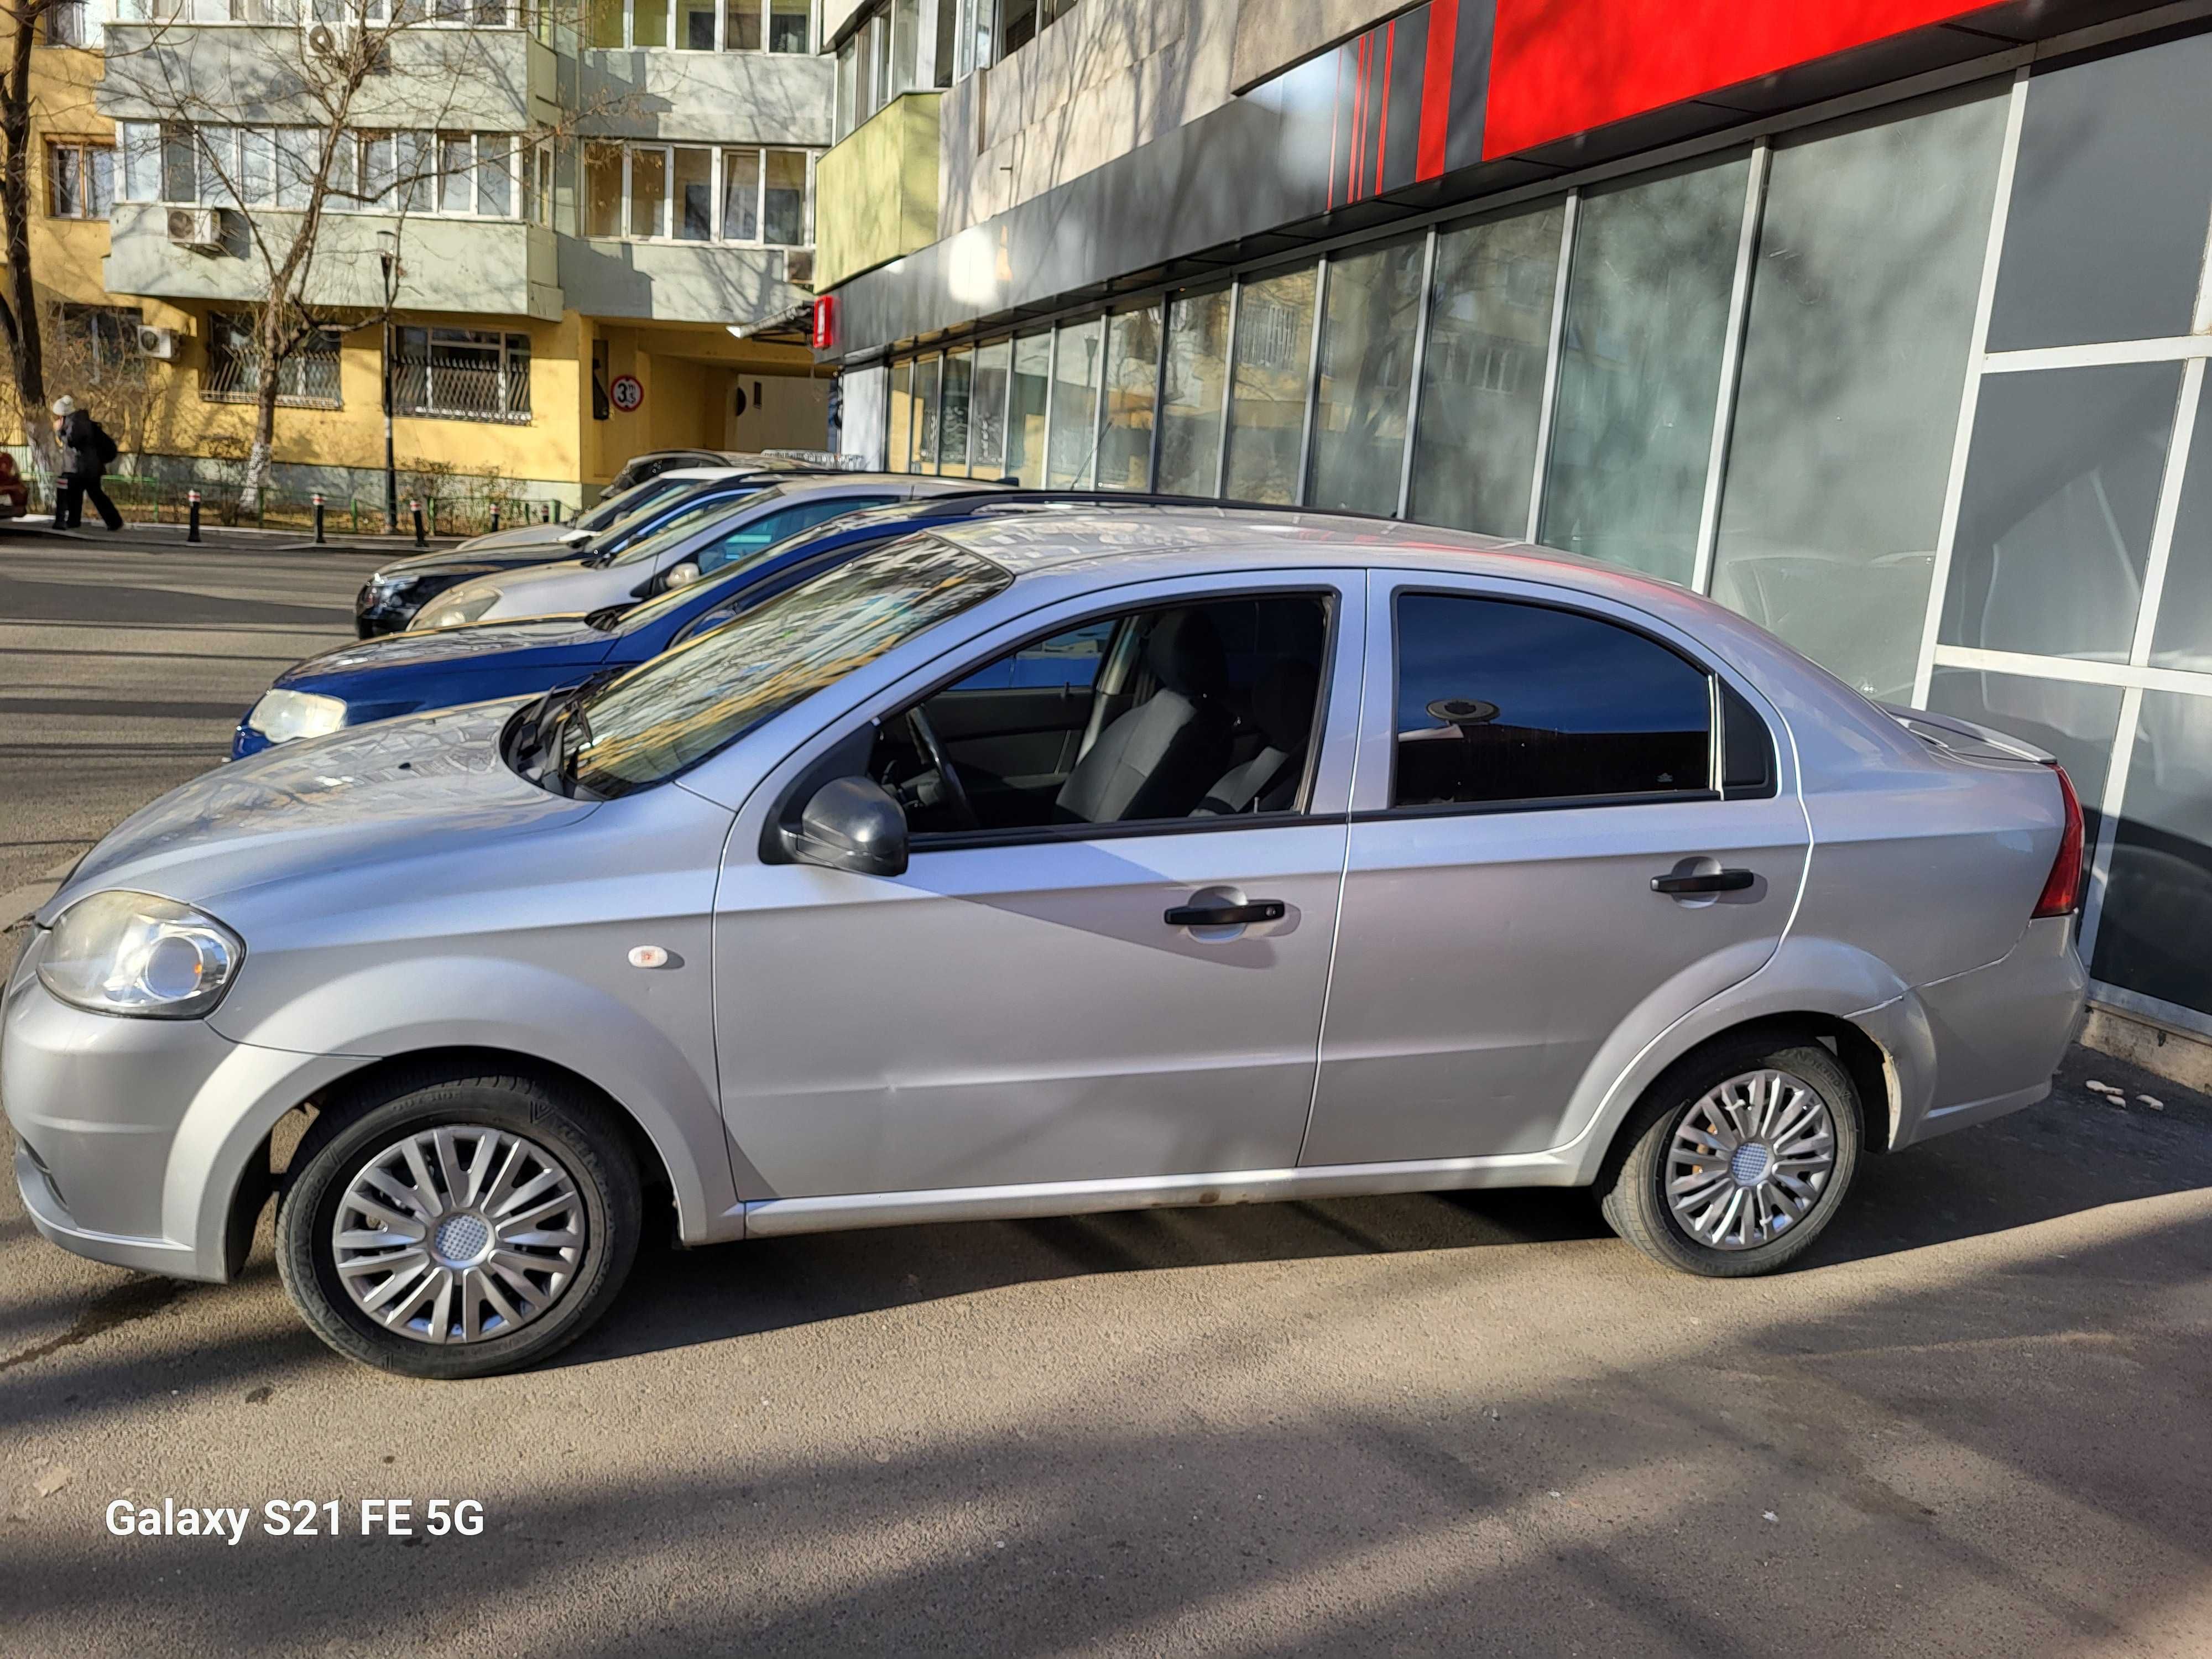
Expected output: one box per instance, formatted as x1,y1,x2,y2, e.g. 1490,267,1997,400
608,373,644,413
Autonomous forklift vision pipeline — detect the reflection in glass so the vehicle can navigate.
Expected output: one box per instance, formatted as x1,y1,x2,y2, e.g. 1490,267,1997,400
939,348,972,478
1712,86,2007,703
2149,378,2212,673
1156,290,1230,497
886,358,914,472
1408,201,1563,538
1047,318,1103,488
1097,305,1162,491
1987,31,2212,352
1005,333,1050,487
1540,153,1750,585
1308,237,1425,515
913,354,941,476
970,339,1010,481
1940,362,2182,662
2094,691,2212,1018
1222,265,1317,504
1927,669,2121,846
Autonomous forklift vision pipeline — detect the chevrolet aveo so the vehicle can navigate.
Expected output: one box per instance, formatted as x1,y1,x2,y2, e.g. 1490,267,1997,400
3,512,2089,1378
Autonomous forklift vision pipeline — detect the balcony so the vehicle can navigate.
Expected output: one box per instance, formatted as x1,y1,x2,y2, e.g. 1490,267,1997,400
97,23,555,134
558,237,811,327
105,205,560,320
814,90,939,293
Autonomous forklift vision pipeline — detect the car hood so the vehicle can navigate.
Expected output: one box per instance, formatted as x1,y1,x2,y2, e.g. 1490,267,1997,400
281,617,614,684
41,703,589,921
451,523,593,555
372,544,589,585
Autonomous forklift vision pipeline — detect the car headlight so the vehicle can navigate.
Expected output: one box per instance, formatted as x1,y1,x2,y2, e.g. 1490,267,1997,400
246,688,347,743
420,591,498,629
36,890,244,1019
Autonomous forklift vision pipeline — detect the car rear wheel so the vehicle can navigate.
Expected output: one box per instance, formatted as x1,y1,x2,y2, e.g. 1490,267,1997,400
1600,1034,1862,1277
276,1069,641,1379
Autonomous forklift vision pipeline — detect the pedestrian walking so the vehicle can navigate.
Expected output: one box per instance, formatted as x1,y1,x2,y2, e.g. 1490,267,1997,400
50,395,123,531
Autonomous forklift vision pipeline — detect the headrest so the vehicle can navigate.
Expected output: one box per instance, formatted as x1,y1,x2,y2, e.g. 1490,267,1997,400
1250,658,1321,751
1146,611,1227,698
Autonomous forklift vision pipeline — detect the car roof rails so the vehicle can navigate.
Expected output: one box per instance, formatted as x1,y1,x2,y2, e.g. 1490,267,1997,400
910,487,1395,523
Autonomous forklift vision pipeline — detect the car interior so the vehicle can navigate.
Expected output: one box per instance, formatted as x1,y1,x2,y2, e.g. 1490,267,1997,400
872,594,1329,836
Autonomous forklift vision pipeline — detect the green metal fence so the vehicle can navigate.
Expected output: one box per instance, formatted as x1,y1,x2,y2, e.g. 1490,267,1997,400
28,471,567,539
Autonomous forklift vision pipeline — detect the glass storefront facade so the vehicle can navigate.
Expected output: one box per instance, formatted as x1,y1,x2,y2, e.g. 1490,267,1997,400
868,28,2212,1036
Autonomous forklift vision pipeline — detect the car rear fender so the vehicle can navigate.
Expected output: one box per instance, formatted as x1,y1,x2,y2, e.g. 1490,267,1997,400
1554,932,1929,1182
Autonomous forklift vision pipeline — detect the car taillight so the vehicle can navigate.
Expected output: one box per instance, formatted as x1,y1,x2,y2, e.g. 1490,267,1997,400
2032,761,2085,919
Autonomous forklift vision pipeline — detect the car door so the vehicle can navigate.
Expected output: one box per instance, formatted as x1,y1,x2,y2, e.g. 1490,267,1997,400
1302,572,1812,1167
709,570,1364,1203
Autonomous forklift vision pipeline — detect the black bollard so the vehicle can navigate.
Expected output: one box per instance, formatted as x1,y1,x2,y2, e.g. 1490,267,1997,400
410,499,426,547
186,489,202,544
312,493,327,545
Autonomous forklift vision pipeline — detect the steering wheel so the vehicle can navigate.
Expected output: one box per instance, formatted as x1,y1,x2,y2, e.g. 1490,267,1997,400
905,706,979,831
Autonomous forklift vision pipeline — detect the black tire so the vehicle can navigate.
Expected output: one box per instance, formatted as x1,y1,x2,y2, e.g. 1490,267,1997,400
1599,1032,1862,1278
276,1067,641,1380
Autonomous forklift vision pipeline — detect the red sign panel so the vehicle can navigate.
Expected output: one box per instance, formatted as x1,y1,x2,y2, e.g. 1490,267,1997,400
811,295,836,351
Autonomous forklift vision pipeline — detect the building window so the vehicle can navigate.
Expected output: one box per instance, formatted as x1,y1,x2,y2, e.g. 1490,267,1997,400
203,313,343,408
833,0,920,139
591,0,807,50
1222,266,1317,505
582,141,814,247
117,122,522,218
47,141,114,220
395,326,531,423
43,0,88,45
55,305,143,383
1307,236,1425,515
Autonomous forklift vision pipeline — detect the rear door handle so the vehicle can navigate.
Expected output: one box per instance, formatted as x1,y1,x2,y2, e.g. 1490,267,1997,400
1651,869,1756,895
1165,899,1286,927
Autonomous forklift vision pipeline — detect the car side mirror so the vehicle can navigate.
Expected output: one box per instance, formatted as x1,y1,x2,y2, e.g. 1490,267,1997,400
780,776,909,878
663,560,701,591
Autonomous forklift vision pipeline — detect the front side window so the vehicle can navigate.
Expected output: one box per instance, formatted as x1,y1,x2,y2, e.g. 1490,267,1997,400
566,539,1011,795
1391,593,1714,808
878,593,1330,836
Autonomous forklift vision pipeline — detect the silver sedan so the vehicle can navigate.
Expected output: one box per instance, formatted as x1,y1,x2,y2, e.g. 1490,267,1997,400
2,511,2088,1378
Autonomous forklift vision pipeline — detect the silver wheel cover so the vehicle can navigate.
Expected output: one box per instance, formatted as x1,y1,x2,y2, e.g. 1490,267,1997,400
331,1125,586,1345
1664,1069,1837,1251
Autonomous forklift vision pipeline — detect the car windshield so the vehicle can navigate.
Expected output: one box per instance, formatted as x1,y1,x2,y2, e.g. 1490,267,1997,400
560,538,1011,796
593,487,760,562
605,483,790,567
577,471,696,533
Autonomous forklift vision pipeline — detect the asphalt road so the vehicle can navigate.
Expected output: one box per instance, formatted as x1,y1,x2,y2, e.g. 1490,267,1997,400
4,540,2211,1657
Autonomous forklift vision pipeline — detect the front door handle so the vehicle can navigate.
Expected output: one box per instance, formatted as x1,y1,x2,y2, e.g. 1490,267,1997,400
1165,899,1286,927
1651,868,1756,895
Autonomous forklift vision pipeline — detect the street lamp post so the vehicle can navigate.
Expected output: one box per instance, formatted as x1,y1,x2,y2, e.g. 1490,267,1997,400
376,230,400,534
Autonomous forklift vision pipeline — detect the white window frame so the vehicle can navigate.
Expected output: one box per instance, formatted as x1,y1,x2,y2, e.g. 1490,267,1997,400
596,0,805,51
583,139,816,248
46,138,116,220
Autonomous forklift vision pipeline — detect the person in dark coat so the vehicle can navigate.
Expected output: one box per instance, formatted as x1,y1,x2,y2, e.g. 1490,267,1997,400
50,395,123,531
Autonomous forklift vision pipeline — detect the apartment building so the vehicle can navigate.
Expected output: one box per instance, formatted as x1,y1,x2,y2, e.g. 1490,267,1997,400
6,0,837,507
811,0,2212,1055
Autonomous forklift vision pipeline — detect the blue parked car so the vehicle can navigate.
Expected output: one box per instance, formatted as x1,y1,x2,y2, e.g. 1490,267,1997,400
237,492,1237,759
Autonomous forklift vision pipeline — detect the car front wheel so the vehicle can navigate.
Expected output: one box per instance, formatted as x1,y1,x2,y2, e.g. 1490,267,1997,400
276,1068,641,1379
1600,1034,1863,1277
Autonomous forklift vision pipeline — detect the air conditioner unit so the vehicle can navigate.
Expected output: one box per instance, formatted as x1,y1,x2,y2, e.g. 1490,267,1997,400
136,326,179,360
781,247,815,290
166,207,223,253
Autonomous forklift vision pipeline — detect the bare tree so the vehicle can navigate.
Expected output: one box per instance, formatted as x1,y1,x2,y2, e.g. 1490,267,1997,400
102,0,604,509
0,0,67,471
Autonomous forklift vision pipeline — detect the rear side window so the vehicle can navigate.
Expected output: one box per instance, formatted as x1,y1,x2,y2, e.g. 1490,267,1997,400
1392,593,1713,807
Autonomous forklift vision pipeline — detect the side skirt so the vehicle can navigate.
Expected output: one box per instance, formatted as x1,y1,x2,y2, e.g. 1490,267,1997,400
737,1151,1587,1239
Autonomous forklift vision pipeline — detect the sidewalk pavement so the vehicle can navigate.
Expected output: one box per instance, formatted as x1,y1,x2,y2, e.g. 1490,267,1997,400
0,513,464,555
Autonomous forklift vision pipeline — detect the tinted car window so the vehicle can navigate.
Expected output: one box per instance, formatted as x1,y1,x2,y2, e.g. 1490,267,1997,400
580,471,698,533
1392,593,1712,807
696,497,897,574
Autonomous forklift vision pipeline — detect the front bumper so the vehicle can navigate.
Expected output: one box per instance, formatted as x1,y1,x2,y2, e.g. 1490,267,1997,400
3,933,362,1282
